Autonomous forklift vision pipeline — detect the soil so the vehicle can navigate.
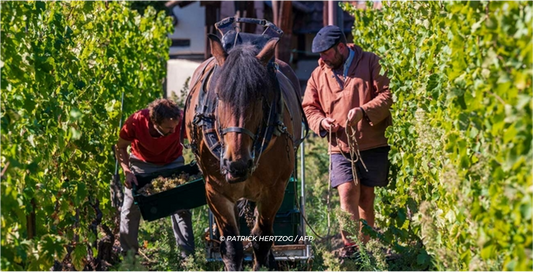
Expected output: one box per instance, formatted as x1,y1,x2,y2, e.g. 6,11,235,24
316,233,346,255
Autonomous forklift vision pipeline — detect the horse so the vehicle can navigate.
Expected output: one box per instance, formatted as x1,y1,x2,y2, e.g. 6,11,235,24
184,34,303,270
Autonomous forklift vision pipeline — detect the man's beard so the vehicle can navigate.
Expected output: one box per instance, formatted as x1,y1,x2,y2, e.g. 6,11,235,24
325,59,343,69
324,55,343,69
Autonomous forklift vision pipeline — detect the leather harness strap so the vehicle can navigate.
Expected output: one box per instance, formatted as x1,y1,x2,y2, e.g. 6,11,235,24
190,62,282,162
221,127,257,141
184,16,308,162
180,57,216,150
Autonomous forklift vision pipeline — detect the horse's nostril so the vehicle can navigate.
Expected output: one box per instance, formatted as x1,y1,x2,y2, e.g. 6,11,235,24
229,164,240,174
228,160,250,176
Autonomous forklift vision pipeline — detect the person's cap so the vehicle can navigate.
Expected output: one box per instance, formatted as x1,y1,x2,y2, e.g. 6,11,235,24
312,25,347,53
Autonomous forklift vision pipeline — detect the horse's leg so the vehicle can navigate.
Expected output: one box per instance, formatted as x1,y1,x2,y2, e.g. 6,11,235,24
250,199,280,270
207,192,243,271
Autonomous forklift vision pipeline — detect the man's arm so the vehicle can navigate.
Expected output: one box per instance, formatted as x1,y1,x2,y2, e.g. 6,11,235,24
115,137,137,188
359,54,393,125
302,73,334,136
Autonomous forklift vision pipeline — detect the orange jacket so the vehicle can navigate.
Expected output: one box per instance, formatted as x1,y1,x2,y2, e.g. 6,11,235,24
302,44,393,153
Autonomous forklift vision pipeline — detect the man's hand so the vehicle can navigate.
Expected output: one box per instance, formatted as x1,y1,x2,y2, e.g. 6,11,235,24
347,107,364,127
321,117,339,132
124,171,138,189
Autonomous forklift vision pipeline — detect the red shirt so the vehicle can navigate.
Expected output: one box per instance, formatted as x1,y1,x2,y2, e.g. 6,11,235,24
119,109,183,165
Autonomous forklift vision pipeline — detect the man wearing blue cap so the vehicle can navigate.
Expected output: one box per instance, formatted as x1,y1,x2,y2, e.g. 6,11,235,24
302,25,393,258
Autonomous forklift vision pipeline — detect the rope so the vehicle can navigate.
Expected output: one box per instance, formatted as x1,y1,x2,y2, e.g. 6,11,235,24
327,127,333,243
302,212,324,240
335,120,368,186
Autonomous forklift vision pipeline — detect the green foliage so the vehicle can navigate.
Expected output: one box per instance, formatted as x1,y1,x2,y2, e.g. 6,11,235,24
116,251,147,271
136,205,223,271
343,1,532,270
2,1,530,271
1,1,173,270
300,136,341,240
336,209,385,271
170,76,190,109
130,1,173,17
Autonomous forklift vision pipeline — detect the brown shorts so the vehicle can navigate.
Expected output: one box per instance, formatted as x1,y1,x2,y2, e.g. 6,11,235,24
330,146,390,188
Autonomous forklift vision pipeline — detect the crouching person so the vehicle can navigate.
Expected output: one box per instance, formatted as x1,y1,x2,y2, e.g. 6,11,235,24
115,98,195,258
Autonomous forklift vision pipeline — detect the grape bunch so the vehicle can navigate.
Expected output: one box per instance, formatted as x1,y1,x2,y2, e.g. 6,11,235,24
137,172,202,196
242,202,256,229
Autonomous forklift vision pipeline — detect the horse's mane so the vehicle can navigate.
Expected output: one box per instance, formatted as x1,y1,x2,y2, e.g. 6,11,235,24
214,43,276,116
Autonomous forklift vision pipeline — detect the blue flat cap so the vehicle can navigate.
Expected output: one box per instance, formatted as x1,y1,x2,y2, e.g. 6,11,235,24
312,25,347,53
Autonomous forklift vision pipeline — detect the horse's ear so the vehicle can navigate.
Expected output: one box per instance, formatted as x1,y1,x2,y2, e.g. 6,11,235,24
256,37,280,66
208,34,227,66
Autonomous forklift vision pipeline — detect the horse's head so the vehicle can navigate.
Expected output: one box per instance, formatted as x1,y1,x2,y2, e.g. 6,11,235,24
208,34,279,183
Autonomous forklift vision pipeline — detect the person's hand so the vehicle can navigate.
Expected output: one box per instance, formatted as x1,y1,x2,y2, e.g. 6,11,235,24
321,117,339,132
347,107,363,127
124,171,138,189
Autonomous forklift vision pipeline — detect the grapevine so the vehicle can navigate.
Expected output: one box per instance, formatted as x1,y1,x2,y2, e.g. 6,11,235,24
343,1,532,270
1,2,173,270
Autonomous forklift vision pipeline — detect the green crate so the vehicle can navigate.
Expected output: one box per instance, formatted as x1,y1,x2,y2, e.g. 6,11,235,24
239,209,300,245
278,177,298,213
273,210,300,242
132,163,206,222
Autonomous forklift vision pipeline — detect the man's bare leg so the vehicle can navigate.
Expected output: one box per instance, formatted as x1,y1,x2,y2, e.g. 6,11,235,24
358,185,375,243
337,181,361,245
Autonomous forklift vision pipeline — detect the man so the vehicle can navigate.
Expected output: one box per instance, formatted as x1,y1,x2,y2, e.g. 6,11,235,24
302,25,393,256
115,98,195,258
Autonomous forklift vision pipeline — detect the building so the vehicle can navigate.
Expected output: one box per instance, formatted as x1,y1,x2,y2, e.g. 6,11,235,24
165,1,364,98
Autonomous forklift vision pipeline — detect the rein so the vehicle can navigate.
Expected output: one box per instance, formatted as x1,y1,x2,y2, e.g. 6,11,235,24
330,121,369,187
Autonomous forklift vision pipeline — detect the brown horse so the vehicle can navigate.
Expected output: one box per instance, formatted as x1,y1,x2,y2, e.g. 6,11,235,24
184,34,302,270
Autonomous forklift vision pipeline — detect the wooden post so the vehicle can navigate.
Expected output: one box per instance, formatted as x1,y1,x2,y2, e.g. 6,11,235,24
246,2,255,33
274,1,293,63
203,2,220,60
328,0,337,26
272,1,279,29
323,1,328,27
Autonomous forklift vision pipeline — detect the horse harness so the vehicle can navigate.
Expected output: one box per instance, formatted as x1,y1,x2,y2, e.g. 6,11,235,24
185,57,292,171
